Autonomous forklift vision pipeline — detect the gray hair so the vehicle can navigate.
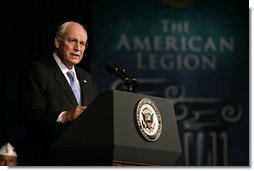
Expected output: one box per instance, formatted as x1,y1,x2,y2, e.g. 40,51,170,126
56,21,87,37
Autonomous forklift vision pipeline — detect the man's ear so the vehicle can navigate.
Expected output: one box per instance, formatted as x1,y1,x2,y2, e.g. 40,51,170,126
55,36,60,48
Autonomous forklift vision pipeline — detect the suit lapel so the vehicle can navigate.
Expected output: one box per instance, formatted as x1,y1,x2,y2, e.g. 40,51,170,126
47,57,78,107
76,70,89,106
55,70,78,106
54,70,79,107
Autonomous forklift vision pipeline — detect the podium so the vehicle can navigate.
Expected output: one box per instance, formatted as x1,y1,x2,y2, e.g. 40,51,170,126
49,90,182,166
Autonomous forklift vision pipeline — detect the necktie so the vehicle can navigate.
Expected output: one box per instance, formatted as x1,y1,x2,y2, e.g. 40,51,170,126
67,71,81,105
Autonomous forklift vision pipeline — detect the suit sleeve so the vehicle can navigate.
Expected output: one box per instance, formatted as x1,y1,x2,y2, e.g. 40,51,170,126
20,63,60,128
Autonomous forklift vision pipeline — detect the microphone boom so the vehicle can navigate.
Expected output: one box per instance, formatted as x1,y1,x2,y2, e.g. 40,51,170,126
105,64,139,92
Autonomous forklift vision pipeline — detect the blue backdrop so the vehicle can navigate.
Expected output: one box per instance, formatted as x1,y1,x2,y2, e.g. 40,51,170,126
91,0,249,166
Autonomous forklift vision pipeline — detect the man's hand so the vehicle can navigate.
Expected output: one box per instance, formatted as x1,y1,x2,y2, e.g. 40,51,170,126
62,105,87,122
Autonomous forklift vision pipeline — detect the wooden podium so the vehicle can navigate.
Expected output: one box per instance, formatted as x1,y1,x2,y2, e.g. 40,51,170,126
49,90,182,166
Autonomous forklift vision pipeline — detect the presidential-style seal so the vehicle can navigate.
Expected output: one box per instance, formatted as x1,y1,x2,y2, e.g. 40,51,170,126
135,98,162,141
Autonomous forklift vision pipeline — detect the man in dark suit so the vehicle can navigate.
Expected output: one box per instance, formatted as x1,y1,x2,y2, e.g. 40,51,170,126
20,21,97,165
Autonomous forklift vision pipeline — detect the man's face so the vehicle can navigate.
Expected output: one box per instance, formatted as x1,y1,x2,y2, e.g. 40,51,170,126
0,155,17,166
55,23,88,69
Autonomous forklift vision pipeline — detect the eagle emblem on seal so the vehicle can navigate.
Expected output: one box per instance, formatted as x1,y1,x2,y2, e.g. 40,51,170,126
142,108,154,130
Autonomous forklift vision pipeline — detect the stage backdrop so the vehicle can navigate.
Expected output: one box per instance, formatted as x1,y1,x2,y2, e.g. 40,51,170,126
91,0,249,166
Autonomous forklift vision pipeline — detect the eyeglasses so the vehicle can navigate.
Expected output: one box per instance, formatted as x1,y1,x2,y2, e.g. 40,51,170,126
58,35,88,49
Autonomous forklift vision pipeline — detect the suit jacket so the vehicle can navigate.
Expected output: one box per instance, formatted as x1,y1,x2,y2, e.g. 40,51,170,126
20,56,97,165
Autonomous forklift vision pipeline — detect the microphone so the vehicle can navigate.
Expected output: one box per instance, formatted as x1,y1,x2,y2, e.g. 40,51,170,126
105,64,139,92
105,64,129,83
114,64,138,85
